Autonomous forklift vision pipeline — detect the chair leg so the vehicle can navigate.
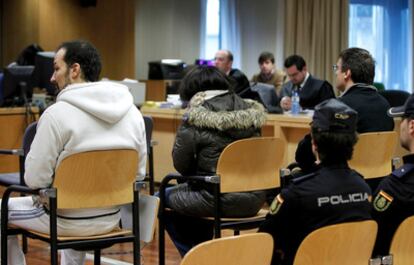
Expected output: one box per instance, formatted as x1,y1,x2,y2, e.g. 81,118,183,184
22,235,28,254
50,246,58,265
94,249,101,265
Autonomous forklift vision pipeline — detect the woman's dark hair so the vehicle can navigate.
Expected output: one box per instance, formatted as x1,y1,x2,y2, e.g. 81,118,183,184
57,40,101,82
179,65,232,101
311,128,358,164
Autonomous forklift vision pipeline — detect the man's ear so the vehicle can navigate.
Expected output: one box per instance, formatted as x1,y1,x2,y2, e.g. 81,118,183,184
408,119,414,136
344,69,351,80
70,63,81,80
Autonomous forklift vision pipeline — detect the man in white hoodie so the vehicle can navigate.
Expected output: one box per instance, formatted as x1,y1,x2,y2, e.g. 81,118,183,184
2,40,147,265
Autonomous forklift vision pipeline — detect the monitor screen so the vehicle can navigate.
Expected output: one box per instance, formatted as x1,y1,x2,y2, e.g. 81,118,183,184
33,51,56,95
1,65,35,106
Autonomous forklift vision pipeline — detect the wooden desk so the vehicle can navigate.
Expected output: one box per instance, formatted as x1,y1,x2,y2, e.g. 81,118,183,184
141,107,312,182
142,107,409,182
0,107,39,173
140,80,180,101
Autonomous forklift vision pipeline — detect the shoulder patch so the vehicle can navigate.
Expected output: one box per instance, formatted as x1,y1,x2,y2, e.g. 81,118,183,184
392,164,414,178
373,190,394,212
292,172,317,184
269,194,284,215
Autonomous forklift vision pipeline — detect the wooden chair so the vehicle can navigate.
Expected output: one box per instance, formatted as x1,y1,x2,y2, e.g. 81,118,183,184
1,149,142,265
293,220,378,265
143,115,156,195
0,121,37,187
159,137,285,265
387,215,414,265
180,233,273,265
0,121,37,253
349,131,398,179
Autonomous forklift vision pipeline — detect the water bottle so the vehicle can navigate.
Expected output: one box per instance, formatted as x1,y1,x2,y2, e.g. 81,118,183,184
291,91,300,115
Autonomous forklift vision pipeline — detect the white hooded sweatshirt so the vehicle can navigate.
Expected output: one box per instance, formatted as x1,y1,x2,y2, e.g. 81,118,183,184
24,81,147,219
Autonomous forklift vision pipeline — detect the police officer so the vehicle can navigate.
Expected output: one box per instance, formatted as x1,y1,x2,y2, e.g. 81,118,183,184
259,98,372,265
372,93,414,256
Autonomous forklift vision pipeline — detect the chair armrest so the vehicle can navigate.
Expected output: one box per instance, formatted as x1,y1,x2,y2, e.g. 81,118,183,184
1,185,41,234
0,149,24,156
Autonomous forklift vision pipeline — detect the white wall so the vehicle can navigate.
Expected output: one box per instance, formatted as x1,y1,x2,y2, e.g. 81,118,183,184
135,0,202,80
238,0,284,79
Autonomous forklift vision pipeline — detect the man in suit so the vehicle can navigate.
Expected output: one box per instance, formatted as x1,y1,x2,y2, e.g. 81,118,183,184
280,55,334,111
214,49,250,97
295,48,394,174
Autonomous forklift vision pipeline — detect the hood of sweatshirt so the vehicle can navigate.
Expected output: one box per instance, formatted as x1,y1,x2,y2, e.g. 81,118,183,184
57,81,134,124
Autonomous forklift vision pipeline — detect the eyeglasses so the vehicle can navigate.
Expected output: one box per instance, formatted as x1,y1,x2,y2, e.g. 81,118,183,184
332,64,339,72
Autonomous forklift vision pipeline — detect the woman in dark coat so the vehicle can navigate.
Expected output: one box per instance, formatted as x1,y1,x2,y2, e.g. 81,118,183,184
164,65,267,256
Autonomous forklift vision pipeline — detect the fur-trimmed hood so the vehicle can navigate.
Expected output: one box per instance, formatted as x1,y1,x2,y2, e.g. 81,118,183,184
185,91,266,131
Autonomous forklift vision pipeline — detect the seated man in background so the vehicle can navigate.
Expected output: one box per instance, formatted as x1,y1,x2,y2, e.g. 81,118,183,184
251,51,286,97
214,49,251,97
280,55,334,111
295,47,394,174
371,93,414,256
259,99,372,265
164,65,267,256
1,40,147,264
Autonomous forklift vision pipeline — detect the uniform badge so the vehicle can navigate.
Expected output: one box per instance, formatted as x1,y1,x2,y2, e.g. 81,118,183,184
269,194,284,215
373,190,394,212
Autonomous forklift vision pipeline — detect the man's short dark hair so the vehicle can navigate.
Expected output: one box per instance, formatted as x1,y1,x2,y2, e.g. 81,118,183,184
179,65,232,101
258,52,275,64
284,55,306,71
311,128,358,164
338,47,375,85
57,40,102,82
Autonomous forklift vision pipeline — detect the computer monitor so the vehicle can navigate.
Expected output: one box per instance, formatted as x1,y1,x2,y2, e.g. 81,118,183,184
1,65,35,106
33,51,56,95
148,60,186,80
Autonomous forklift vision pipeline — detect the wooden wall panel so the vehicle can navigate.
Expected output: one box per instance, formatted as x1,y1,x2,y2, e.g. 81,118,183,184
1,0,40,67
1,0,135,80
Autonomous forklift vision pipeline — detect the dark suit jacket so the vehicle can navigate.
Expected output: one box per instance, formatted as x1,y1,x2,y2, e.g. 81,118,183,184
340,84,394,132
281,75,335,109
295,83,394,173
229,68,250,96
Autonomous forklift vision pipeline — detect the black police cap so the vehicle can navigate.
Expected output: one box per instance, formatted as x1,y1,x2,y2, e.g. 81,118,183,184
312,99,358,133
388,93,414,117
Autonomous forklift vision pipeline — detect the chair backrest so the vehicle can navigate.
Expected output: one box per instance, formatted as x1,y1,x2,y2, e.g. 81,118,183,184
293,220,377,265
379,89,410,107
348,131,397,179
250,82,282,114
389,215,414,265
180,233,273,265
22,121,37,156
53,149,138,209
143,115,153,154
216,137,285,193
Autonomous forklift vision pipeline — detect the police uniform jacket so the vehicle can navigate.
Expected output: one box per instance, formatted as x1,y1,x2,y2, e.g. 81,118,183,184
259,162,372,265
372,154,414,256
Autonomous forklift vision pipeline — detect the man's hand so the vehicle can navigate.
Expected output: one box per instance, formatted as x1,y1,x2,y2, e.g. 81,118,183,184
280,96,292,111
